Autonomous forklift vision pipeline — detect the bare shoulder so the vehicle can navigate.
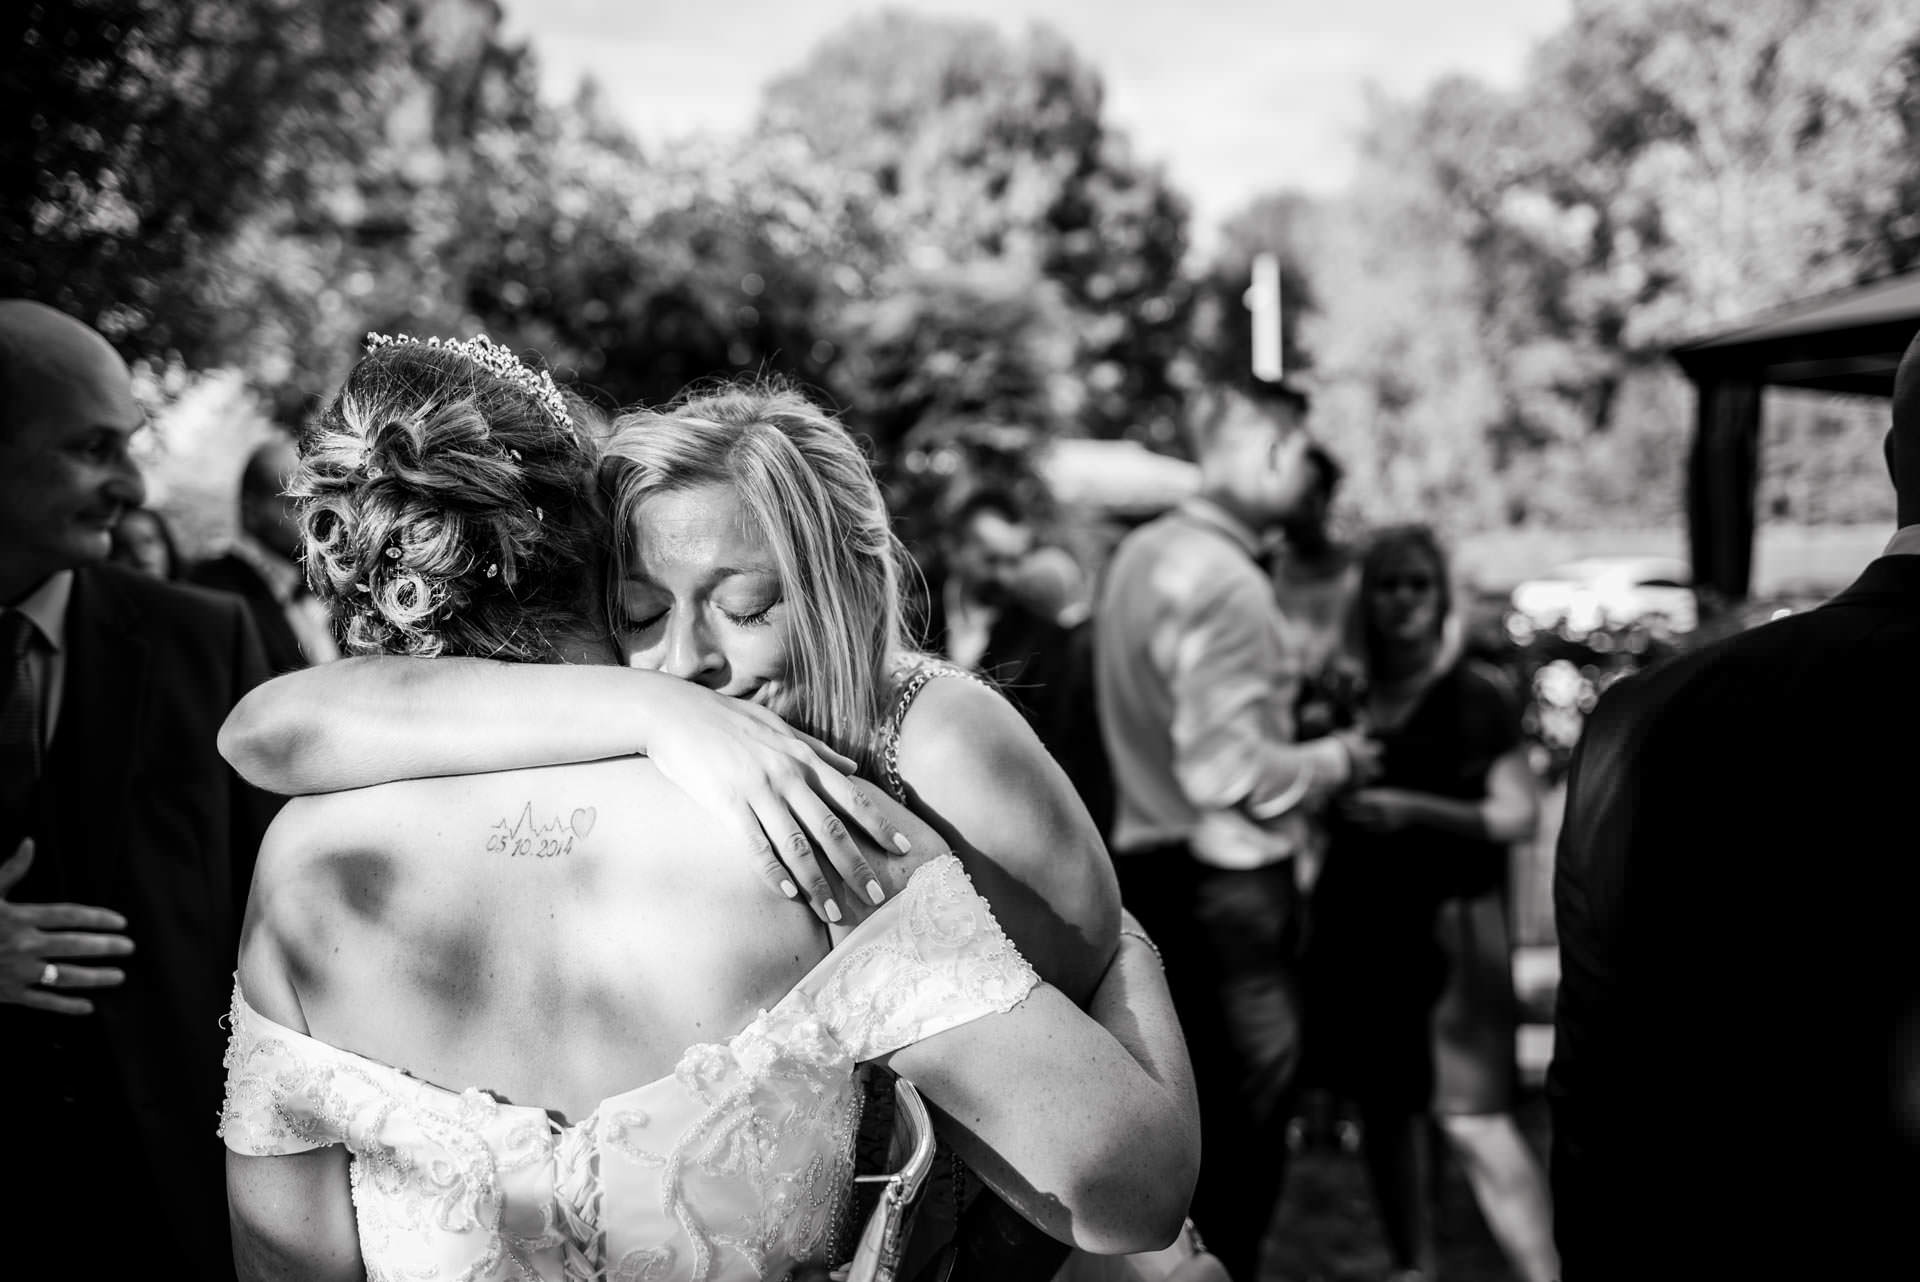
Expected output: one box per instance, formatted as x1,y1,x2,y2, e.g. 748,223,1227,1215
889,672,1119,1000
237,794,355,1029
894,672,1043,779
894,673,1096,850
892,674,1085,854
844,775,955,902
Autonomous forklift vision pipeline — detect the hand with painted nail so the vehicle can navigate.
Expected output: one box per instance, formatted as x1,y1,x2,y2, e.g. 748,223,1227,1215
639,681,913,923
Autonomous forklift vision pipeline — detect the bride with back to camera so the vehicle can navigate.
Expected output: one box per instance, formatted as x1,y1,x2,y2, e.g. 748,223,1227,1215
219,334,1199,1281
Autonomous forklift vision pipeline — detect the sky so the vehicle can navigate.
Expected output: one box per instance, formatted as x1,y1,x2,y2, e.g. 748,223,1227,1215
495,0,1574,242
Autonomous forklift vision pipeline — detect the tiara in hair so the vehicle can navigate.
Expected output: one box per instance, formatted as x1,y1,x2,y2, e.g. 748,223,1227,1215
364,332,571,427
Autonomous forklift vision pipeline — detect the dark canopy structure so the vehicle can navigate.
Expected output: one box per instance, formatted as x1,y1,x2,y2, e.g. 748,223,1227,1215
1670,268,1920,600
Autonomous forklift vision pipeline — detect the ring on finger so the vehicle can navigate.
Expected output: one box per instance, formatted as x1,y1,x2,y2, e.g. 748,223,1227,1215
39,962,58,988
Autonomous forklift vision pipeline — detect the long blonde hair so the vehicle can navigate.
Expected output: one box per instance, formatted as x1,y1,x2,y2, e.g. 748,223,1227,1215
601,381,912,772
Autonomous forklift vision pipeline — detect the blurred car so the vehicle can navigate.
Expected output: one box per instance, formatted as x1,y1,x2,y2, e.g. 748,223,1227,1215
1507,555,1699,638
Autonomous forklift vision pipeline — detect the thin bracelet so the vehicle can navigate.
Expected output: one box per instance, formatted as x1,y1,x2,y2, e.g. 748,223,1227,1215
1119,927,1164,970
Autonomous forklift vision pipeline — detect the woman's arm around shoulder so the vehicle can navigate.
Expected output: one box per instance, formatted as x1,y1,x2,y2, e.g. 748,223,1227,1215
774,786,1200,1254
220,659,913,921
226,811,366,1282
892,673,1121,1004
883,919,1200,1254
219,657,653,794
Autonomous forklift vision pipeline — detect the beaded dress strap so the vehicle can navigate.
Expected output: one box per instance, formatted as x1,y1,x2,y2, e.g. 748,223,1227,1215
879,663,990,803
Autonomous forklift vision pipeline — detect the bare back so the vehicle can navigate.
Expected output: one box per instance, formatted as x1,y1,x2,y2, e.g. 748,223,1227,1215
238,759,835,1125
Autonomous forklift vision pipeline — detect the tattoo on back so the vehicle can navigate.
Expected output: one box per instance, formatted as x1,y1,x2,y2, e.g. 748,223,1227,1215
487,803,597,860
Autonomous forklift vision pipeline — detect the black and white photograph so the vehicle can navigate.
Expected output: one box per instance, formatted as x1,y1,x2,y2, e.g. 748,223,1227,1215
4,1,1917,1278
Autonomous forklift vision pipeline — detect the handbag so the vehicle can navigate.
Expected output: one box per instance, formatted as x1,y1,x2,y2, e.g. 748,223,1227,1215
840,1075,939,1282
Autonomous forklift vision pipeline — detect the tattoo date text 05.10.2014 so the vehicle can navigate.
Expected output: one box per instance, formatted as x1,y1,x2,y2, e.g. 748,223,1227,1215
486,803,596,860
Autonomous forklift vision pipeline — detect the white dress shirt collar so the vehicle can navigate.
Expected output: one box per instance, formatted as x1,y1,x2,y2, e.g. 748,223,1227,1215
12,569,72,654
1176,496,1268,563
1883,525,1920,558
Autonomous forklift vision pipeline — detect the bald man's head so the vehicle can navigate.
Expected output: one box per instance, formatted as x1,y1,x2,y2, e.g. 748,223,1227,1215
1890,329,1920,529
0,300,135,434
0,300,147,599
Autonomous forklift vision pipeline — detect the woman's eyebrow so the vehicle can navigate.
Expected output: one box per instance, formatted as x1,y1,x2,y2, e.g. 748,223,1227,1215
622,566,776,586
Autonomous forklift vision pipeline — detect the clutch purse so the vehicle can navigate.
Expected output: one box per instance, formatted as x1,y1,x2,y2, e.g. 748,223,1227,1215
841,1075,939,1282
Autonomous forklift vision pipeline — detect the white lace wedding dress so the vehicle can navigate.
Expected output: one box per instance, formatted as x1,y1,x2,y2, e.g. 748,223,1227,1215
219,854,1035,1282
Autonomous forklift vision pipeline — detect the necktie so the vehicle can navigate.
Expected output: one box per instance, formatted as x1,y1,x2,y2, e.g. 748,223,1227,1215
0,608,45,839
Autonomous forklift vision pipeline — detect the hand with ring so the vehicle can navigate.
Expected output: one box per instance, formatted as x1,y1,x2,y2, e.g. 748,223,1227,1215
1,839,135,1016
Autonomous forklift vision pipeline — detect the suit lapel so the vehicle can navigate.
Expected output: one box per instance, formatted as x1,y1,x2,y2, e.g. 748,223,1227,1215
49,568,150,903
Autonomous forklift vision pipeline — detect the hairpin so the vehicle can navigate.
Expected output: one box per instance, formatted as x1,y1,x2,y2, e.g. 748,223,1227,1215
364,332,571,428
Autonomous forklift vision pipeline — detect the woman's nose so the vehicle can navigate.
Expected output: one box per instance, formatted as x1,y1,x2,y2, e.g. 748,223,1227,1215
659,611,726,686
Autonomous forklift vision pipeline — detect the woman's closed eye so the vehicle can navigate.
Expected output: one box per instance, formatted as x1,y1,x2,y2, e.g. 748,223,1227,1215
619,589,668,631
717,599,779,628
620,598,781,630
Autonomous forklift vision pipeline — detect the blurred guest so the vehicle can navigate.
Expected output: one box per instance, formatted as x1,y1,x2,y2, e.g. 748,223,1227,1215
108,505,181,580
1272,442,1360,686
1549,333,1920,1278
920,486,1042,668
1268,442,1367,1156
922,487,1112,835
1014,541,1093,627
1094,380,1380,1282
1307,524,1558,1282
1274,442,1363,904
189,435,340,673
0,299,280,1278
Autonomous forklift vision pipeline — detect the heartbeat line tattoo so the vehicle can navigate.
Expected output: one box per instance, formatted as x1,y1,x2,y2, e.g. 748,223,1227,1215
487,803,597,859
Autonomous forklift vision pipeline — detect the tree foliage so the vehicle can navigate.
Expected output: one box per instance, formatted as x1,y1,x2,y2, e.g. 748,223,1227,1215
3,0,408,371
761,11,1193,448
1212,0,1920,532
14,0,1920,546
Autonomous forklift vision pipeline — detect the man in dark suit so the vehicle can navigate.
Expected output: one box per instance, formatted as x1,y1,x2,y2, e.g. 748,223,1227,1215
1549,331,1920,1279
0,300,280,1276
190,435,340,674
919,487,1113,835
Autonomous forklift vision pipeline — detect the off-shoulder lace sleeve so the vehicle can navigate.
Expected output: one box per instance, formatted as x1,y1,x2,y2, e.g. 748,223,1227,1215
802,854,1039,1063
218,981,352,1156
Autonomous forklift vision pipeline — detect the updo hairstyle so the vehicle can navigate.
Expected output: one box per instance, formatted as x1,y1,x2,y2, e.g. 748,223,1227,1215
294,340,601,660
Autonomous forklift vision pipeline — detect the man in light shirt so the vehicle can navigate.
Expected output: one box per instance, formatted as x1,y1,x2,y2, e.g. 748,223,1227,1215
190,436,341,673
1095,380,1380,1282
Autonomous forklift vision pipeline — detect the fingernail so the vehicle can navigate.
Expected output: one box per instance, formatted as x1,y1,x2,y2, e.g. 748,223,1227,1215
779,880,799,899
892,832,913,854
865,879,885,905
824,899,843,923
